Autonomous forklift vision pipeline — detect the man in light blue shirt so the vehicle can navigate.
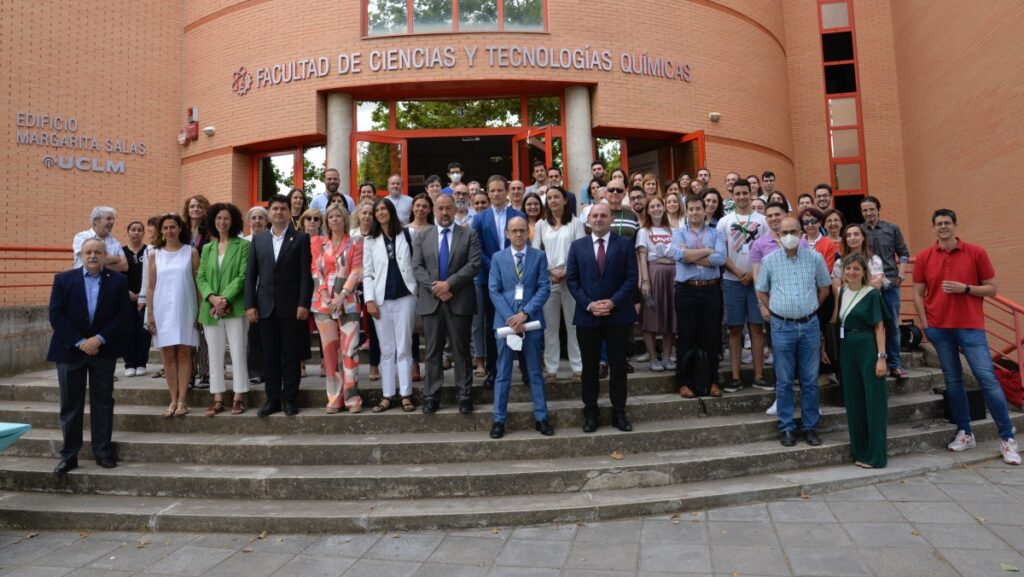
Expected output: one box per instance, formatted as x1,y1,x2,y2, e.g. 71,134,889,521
756,216,831,448
309,168,355,214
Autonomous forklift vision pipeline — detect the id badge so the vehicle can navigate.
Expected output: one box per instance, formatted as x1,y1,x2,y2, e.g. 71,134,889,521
514,284,525,301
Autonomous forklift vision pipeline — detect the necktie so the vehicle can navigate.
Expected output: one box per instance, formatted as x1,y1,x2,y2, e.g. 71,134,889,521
597,238,606,275
439,228,450,282
497,209,505,250
514,252,524,277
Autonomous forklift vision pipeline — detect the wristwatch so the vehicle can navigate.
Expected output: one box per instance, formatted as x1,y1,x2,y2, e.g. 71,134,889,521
877,352,888,359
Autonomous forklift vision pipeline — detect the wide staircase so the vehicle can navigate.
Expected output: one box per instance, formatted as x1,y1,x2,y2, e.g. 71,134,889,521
1,341,1021,534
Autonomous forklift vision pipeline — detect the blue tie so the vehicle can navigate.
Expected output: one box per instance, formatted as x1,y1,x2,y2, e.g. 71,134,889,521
515,252,524,276
439,228,450,281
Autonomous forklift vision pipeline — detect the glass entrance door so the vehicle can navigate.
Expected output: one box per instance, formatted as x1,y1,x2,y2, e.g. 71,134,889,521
350,133,407,195
511,125,552,183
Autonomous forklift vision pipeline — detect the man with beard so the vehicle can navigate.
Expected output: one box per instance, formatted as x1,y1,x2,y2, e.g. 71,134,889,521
310,168,355,213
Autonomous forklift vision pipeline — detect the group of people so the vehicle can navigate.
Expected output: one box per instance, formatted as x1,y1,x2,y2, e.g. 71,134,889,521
47,161,1021,476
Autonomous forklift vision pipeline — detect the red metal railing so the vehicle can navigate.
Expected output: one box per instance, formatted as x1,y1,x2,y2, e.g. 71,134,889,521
0,246,73,291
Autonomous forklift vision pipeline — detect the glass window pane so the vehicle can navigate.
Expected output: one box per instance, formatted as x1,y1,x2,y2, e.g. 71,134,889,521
357,101,390,131
595,138,622,173
396,98,520,129
256,153,295,203
356,141,403,190
413,0,453,33
527,96,560,126
833,163,861,190
822,31,854,62
459,0,498,31
551,136,563,174
367,0,408,35
302,146,327,198
828,97,857,126
830,129,859,158
824,63,856,94
503,0,543,32
821,2,849,28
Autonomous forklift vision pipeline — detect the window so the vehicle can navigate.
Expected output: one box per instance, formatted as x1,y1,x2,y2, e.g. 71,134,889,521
822,32,854,62
818,0,865,194
833,163,862,190
827,97,857,127
365,0,546,35
824,64,856,94
255,152,296,203
357,101,391,131
821,2,849,29
829,128,859,158
395,98,521,129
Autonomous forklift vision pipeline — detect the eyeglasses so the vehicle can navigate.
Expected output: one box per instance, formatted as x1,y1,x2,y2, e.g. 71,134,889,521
305,217,321,222
801,219,819,226
606,188,625,194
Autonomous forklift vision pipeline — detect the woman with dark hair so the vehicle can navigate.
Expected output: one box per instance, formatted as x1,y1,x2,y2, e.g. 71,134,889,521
364,198,418,412
288,187,308,230
767,190,792,212
122,221,151,377
636,196,677,371
835,223,885,290
182,195,212,388
424,174,442,201
702,188,725,227
801,207,839,381
408,193,434,381
747,174,762,199
358,182,377,204
312,203,364,413
533,185,585,382
522,192,544,242
196,203,250,416
689,179,705,197
630,171,644,188
677,173,692,192
584,178,605,207
146,213,199,417
641,173,662,199
351,200,381,382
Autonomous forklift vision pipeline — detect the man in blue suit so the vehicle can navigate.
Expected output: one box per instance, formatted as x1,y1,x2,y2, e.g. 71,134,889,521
472,175,525,387
566,203,639,433
47,238,131,475
488,216,552,439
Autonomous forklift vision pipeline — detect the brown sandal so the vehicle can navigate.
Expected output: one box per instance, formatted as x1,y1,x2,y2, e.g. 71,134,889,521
401,396,415,412
174,402,189,416
205,400,225,417
163,402,176,417
231,398,245,415
152,368,165,379
372,398,393,413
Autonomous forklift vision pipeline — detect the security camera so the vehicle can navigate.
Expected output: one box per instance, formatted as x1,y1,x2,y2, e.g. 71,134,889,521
708,112,722,123
202,126,216,136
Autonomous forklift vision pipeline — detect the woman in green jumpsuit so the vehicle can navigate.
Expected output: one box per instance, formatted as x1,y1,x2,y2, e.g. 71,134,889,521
835,254,891,468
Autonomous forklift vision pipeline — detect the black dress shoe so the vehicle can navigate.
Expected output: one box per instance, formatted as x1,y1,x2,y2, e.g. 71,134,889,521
625,362,635,374
459,400,474,414
612,416,633,432
535,420,554,436
257,403,281,417
780,430,797,447
490,422,506,439
53,459,78,476
95,457,117,469
803,429,822,446
284,405,299,417
422,399,439,414
582,418,599,433
598,363,609,379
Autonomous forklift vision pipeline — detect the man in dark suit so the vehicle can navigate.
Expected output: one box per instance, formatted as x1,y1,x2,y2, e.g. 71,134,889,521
471,175,525,386
245,194,313,417
413,194,481,414
488,216,552,438
566,203,639,433
48,238,130,475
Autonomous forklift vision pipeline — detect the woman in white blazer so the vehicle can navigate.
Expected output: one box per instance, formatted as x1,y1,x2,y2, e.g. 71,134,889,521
362,197,418,412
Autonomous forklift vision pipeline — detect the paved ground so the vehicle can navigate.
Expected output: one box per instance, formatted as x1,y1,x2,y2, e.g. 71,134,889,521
3,459,1024,577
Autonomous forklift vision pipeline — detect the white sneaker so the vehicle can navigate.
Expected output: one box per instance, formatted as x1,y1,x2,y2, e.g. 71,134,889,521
124,368,136,377
743,332,751,350
663,360,677,371
947,430,977,452
1002,438,1022,465
649,361,664,372
634,353,651,362
135,367,147,376
764,351,774,366
766,400,778,415
741,349,753,365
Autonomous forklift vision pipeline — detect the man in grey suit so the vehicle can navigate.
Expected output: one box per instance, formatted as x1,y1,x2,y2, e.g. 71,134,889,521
413,194,481,414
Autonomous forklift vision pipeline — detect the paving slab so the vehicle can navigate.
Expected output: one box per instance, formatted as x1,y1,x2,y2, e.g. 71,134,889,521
784,546,871,577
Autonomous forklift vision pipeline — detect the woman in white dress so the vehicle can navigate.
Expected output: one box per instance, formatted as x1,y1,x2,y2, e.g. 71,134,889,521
146,213,200,417
532,185,585,383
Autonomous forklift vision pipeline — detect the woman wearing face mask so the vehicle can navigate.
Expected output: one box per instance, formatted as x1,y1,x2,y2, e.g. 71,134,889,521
833,253,890,468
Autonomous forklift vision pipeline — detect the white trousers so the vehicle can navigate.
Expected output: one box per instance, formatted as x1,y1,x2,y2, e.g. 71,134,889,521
542,282,582,374
373,294,417,397
203,316,250,394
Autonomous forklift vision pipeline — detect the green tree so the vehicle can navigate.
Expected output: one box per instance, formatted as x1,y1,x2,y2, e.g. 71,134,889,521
283,158,325,202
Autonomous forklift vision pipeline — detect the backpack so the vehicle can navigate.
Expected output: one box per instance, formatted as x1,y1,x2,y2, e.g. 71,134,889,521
680,348,716,398
900,319,923,351
995,359,1024,408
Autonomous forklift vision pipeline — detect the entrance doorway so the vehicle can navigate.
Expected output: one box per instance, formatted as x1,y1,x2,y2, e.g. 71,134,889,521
407,135,512,189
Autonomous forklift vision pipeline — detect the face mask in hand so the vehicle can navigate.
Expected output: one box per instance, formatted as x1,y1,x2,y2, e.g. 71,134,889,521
780,234,800,250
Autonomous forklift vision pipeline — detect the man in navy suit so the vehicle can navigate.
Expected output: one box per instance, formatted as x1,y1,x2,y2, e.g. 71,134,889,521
472,175,525,386
488,216,552,438
566,203,639,433
245,194,313,417
47,238,130,475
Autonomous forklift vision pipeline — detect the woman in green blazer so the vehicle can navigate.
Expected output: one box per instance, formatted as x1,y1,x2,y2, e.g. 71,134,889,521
196,203,251,415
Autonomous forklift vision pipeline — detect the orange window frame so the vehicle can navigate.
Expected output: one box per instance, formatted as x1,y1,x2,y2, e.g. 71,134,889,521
817,0,867,196
249,147,306,207
362,0,549,36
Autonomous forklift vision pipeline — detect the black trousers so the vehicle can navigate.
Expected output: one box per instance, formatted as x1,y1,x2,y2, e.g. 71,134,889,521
57,356,116,461
675,283,722,388
247,321,263,379
123,304,151,369
578,323,630,418
259,315,303,407
422,305,474,402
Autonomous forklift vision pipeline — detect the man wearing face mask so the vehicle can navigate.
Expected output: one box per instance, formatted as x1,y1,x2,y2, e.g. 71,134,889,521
756,217,832,447
442,161,464,195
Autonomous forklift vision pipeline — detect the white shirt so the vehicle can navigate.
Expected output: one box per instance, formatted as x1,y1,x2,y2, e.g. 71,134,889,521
72,228,122,268
388,193,414,226
492,204,509,250
716,210,768,281
532,217,584,269
270,227,287,261
436,225,453,253
591,232,611,259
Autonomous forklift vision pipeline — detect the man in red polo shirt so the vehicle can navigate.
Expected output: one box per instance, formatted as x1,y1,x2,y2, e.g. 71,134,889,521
913,208,1020,465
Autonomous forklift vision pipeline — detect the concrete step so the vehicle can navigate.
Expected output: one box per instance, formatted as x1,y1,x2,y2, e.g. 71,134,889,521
0,407,987,500
0,367,944,436
0,429,1015,534
4,391,947,466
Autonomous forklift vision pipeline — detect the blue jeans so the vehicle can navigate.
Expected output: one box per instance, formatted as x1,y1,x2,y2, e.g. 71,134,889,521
772,316,821,432
925,327,1014,440
881,286,902,370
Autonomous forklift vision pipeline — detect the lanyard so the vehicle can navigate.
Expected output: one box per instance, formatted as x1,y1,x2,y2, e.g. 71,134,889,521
616,209,625,235
839,286,866,326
